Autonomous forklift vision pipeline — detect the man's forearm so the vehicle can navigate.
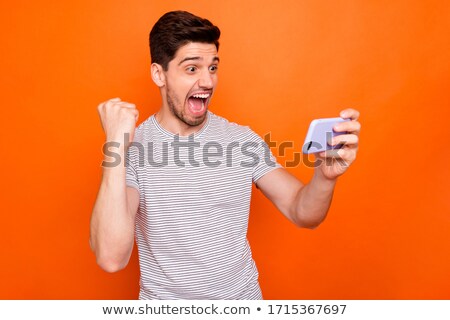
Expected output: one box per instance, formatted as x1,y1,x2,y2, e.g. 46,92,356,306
90,146,135,272
293,169,337,228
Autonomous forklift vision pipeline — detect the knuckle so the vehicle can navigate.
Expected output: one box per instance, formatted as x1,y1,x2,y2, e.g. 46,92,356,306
119,106,136,118
104,101,115,111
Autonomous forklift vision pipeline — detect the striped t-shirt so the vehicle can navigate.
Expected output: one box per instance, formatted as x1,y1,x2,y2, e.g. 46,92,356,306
126,111,281,299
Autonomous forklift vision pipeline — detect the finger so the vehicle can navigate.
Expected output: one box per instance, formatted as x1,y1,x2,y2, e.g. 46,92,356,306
101,98,122,110
104,99,120,109
97,101,105,113
319,148,343,159
129,108,139,121
320,148,354,164
319,149,345,159
118,103,138,121
339,148,356,163
340,108,360,121
334,120,361,134
330,134,359,147
108,101,136,110
119,103,137,109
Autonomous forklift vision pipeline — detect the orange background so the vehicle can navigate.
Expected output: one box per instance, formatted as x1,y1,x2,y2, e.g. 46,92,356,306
1,0,449,299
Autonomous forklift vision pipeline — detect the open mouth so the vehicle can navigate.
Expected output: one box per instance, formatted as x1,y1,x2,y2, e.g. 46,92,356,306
187,92,211,115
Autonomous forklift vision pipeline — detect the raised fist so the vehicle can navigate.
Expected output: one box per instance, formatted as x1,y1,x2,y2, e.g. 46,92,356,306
97,98,139,149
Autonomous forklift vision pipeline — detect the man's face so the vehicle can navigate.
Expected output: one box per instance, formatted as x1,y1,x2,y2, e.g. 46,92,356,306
163,42,219,127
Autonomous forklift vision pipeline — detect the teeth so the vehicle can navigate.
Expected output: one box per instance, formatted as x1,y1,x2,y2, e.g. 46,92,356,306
192,93,210,99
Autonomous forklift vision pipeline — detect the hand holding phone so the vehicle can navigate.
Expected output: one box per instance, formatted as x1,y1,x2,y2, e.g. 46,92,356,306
302,117,349,154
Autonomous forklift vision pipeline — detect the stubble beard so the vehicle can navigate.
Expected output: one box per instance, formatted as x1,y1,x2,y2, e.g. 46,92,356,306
166,84,207,127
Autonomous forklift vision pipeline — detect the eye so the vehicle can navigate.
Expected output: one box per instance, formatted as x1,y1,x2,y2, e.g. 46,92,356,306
186,66,197,73
209,65,218,73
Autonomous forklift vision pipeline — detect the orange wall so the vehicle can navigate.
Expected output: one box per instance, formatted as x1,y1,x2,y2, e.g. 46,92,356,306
1,0,449,299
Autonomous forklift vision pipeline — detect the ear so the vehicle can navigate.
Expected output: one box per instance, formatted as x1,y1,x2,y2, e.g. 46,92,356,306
151,63,166,87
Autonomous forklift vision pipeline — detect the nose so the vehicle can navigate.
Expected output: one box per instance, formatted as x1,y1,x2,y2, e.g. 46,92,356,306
198,69,214,89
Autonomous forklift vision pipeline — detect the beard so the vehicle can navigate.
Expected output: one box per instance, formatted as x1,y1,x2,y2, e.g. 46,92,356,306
166,83,207,127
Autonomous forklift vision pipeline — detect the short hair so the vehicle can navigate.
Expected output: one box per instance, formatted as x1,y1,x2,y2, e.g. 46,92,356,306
149,11,221,71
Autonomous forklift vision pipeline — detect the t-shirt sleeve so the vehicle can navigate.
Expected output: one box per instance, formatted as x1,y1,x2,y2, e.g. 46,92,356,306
125,147,140,191
247,129,283,183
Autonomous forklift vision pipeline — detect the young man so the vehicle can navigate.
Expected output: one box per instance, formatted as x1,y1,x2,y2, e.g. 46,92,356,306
90,11,361,299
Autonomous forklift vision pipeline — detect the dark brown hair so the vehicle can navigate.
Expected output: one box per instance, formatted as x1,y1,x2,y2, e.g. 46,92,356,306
149,11,221,71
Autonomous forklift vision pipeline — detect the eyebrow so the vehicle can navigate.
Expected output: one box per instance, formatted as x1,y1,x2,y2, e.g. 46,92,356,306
178,56,220,65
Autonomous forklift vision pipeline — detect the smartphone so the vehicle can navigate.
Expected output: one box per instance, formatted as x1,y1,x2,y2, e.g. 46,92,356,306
302,117,348,154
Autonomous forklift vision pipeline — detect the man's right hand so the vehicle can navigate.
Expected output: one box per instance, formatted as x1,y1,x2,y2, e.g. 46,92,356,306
97,97,139,149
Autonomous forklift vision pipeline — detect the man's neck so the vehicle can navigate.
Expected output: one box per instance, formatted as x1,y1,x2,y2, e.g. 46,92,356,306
155,108,208,137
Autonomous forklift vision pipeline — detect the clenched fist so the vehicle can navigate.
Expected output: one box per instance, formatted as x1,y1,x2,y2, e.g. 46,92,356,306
97,98,139,149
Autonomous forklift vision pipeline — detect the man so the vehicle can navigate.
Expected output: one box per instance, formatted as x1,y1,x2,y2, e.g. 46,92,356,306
90,11,361,299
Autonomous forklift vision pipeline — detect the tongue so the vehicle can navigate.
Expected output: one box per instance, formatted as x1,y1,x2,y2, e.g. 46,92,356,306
188,97,204,114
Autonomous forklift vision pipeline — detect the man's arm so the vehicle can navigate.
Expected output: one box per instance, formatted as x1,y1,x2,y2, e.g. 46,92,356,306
90,165,139,272
256,168,336,228
256,109,360,228
89,98,140,272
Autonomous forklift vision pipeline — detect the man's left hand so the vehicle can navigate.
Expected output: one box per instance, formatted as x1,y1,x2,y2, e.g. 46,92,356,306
315,108,361,180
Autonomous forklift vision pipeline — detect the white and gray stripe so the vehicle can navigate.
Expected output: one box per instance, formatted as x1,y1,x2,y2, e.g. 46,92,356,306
126,111,281,299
